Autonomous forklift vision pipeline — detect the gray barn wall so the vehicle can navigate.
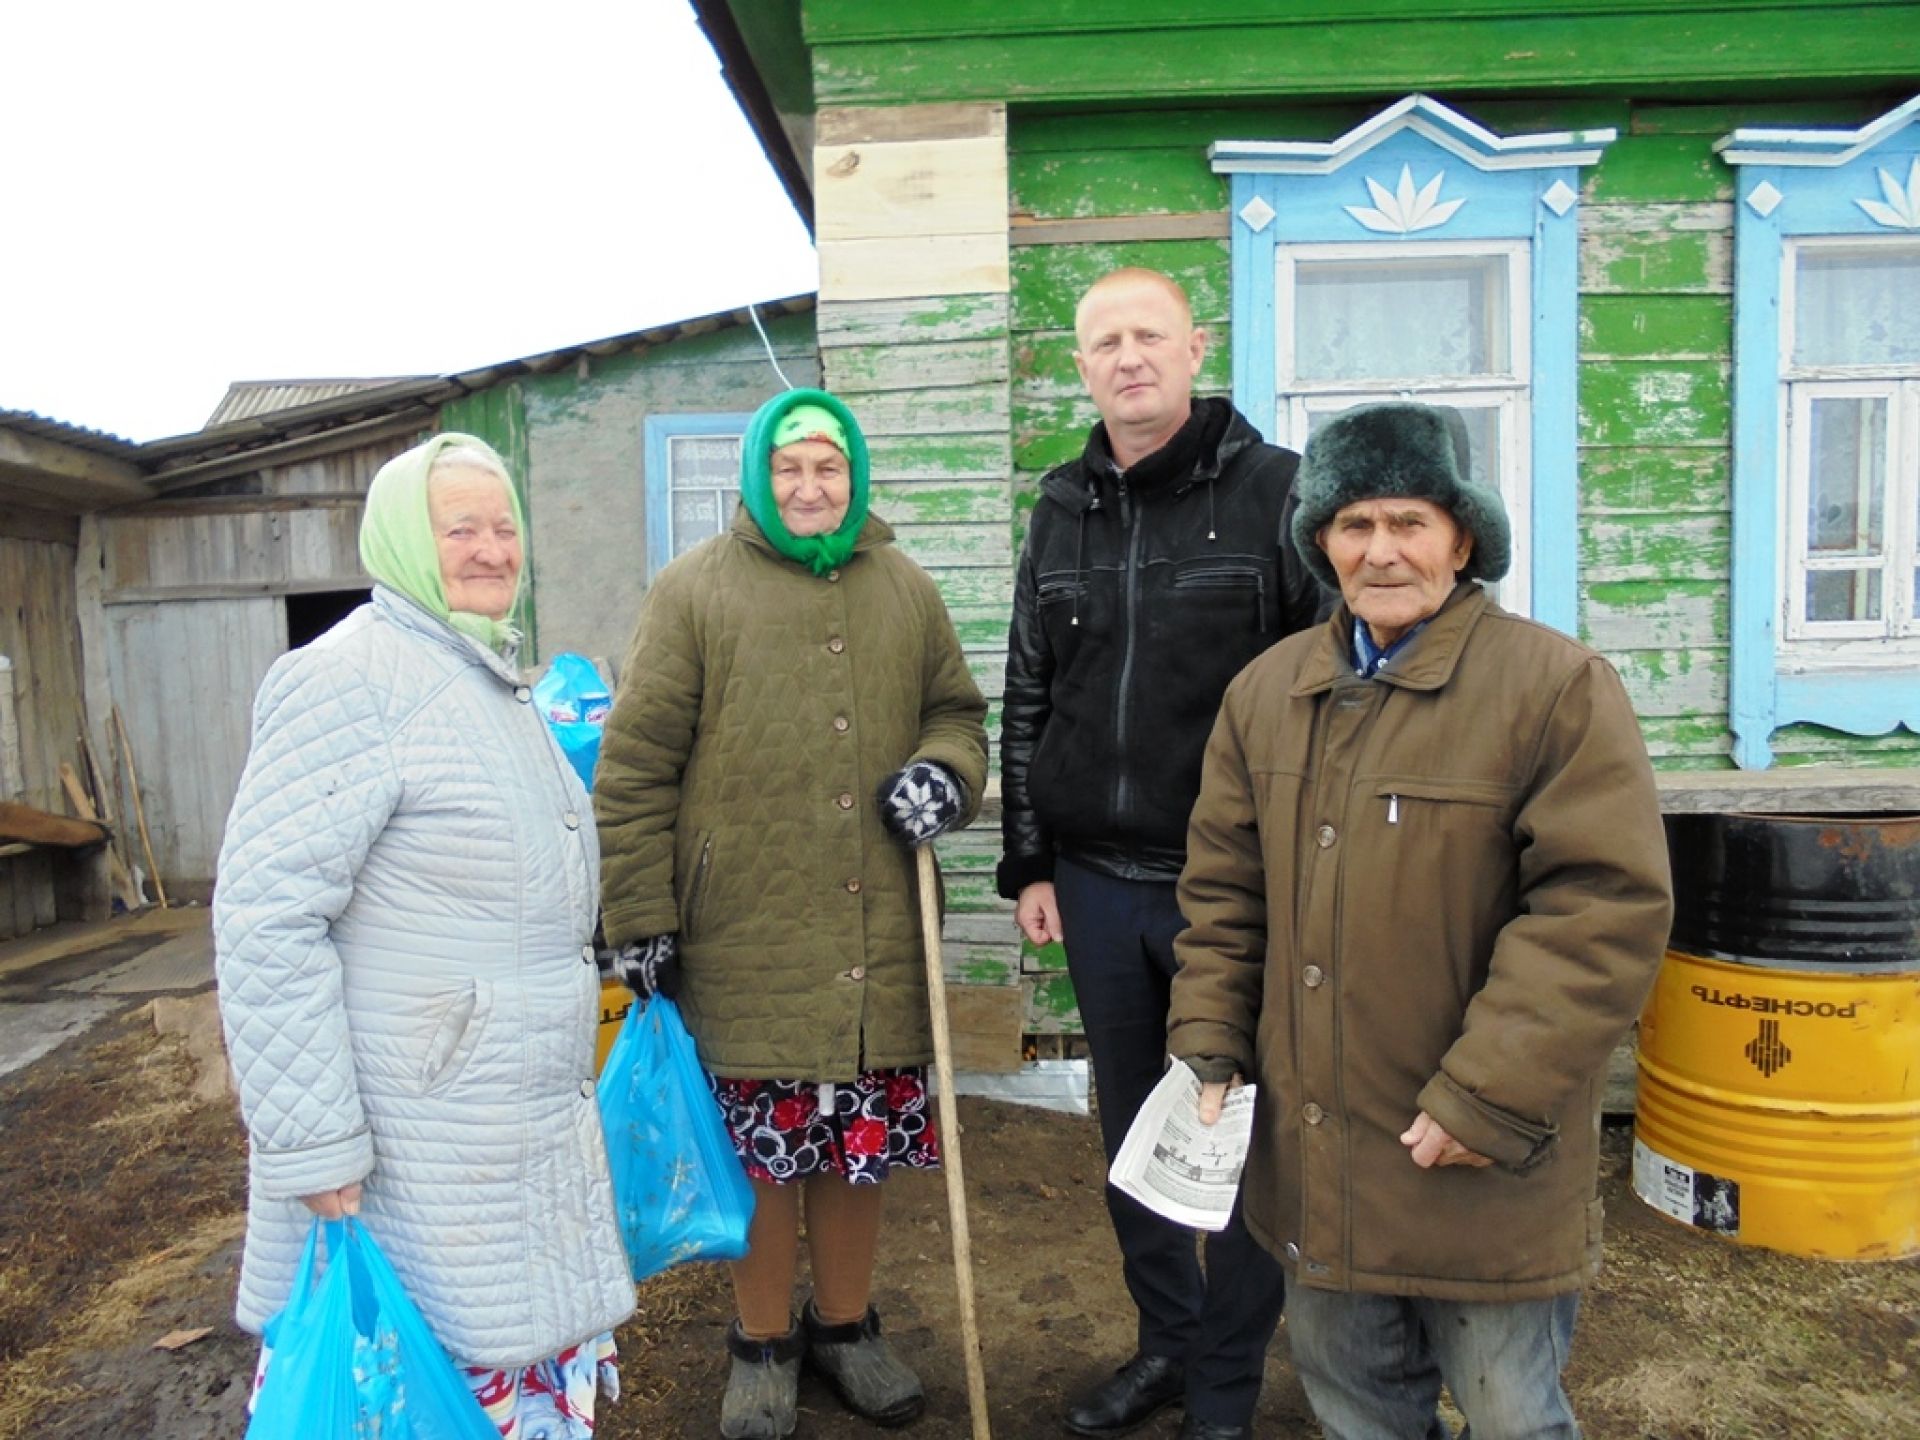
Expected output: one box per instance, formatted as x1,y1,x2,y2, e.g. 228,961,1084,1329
520,311,819,667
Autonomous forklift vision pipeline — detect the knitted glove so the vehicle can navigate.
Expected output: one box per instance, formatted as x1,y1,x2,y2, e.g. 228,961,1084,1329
876,761,967,846
608,934,681,1000
1183,1055,1242,1085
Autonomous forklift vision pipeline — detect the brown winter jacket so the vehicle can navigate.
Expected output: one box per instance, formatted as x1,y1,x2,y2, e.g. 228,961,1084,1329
1168,584,1673,1300
595,506,988,1080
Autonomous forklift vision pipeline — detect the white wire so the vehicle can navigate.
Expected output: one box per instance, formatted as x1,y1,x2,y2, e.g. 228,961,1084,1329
748,302,796,391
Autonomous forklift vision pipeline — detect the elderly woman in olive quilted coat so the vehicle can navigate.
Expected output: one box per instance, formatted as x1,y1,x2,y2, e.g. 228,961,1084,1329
595,387,988,1440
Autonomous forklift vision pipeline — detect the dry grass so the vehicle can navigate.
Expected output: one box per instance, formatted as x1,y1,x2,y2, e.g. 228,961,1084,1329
0,1015,245,1440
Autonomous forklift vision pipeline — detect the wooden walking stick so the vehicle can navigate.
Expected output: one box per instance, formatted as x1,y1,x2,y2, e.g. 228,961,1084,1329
915,843,993,1440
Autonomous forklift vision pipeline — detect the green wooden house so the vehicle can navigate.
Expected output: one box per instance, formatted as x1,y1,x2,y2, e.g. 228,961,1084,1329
688,0,1920,1037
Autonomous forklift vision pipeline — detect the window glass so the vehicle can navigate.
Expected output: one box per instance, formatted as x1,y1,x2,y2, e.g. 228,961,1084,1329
1805,394,1888,555
1294,254,1509,382
1305,400,1500,492
1793,247,1920,367
1807,569,1883,624
668,434,742,557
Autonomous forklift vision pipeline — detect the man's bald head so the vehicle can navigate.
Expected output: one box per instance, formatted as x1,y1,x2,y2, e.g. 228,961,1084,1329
1073,267,1194,348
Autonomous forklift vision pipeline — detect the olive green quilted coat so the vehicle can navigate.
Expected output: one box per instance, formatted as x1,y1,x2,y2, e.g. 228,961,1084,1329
595,507,988,1079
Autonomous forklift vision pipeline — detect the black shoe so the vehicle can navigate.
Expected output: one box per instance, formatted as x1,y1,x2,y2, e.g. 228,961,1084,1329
1177,1419,1251,1440
1063,1353,1185,1436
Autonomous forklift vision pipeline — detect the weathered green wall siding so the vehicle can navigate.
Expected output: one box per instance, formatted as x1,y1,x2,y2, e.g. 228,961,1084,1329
454,314,820,668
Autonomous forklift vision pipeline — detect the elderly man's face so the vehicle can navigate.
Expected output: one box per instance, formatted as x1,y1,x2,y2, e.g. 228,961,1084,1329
1073,274,1205,447
1319,497,1473,648
429,465,522,620
770,439,852,537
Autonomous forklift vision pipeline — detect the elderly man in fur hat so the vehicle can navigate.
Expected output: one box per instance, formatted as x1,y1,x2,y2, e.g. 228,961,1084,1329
1167,402,1674,1439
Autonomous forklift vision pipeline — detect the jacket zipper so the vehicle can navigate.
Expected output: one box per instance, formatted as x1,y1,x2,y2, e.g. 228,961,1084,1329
1388,794,1399,824
1113,474,1141,824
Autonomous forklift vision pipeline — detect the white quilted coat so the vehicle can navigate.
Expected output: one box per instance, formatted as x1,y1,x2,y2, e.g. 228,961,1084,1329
214,588,635,1367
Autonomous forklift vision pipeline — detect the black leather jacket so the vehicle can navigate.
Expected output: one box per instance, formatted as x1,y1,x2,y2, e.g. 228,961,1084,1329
997,398,1323,895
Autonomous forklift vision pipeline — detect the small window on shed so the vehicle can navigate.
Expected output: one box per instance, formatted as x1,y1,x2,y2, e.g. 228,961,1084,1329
643,413,754,579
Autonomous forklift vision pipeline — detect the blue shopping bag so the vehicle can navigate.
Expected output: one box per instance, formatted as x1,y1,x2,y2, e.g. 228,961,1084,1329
598,995,756,1281
533,652,612,791
246,1218,497,1440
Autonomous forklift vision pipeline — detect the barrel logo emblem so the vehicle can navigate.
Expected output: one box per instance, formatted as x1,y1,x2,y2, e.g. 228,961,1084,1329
1743,1018,1792,1078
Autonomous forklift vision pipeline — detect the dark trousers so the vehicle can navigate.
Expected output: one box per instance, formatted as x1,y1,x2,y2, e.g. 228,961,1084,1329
1053,856,1287,1427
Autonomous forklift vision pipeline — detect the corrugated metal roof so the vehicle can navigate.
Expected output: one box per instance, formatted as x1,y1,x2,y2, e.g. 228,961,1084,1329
205,378,430,428
0,407,145,460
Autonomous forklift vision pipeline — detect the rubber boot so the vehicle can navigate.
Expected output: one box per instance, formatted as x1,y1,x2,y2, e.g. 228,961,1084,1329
803,1301,926,1427
720,1317,804,1440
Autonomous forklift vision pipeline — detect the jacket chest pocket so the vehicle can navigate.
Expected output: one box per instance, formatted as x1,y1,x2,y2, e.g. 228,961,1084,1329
1370,777,1517,836
1171,560,1269,631
1036,568,1099,646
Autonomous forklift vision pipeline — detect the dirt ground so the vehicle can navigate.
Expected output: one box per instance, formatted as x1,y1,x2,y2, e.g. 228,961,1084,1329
0,927,1915,1440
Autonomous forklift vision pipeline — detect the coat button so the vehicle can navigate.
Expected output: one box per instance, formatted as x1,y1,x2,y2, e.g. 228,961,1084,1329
1303,1102,1325,1125
833,715,850,733
564,812,580,830
514,685,532,702
1285,1242,1301,1262
837,792,855,810
846,878,862,894
579,1079,596,1098
848,964,867,980
1316,824,1337,849
828,637,846,654
827,569,841,583
582,945,595,963
1302,964,1325,988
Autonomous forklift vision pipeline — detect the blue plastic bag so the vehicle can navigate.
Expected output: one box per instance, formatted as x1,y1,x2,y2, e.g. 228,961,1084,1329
598,995,756,1281
533,652,612,791
247,1218,497,1440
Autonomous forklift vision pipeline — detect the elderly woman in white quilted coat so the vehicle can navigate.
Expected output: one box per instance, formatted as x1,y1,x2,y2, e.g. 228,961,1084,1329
213,433,634,1439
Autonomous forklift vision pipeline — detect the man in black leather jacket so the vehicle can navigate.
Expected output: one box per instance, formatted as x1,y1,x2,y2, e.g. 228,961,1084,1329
997,268,1321,1440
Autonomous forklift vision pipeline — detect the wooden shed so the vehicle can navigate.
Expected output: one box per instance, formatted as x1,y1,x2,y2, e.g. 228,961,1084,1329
690,0,1920,1035
0,297,817,919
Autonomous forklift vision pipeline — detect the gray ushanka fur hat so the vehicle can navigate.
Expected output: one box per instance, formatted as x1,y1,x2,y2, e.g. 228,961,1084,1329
1289,402,1512,590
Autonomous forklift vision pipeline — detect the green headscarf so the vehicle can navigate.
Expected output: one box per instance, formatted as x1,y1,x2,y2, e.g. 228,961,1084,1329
739,388,871,575
359,432,527,654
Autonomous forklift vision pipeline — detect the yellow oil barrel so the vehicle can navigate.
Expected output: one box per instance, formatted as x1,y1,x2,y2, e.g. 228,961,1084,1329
1633,814,1920,1261
596,979,635,1075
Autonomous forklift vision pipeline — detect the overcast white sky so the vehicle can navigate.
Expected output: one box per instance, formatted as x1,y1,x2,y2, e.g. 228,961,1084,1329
1,1,818,442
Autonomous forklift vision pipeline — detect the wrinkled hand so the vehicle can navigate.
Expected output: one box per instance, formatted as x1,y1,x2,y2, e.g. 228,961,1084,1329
1401,1110,1492,1169
300,1183,362,1219
1015,881,1064,947
609,934,681,1000
877,761,966,846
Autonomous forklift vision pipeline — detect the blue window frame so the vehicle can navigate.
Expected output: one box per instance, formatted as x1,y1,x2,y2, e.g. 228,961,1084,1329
642,412,754,579
1212,95,1613,633
1719,96,1920,768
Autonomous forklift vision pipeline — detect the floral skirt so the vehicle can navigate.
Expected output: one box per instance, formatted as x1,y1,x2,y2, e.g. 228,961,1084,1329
708,1066,941,1185
250,1332,617,1439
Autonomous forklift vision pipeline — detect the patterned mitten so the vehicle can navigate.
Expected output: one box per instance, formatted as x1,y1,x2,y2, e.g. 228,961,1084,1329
876,761,967,846
609,933,681,1000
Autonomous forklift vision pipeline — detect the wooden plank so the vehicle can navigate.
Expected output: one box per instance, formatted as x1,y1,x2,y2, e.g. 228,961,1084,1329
1581,511,1728,582
1656,767,1920,814
1611,646,1728,718
817,293,1010,347
1584,135,1732,205
1023,972,1083,1034
0,534,86,815
0,802,108,849
818,102,1004,146
103,576,372,606
872,479,1011,525
1011,145,1223,220
1579,295,1730,361
1580,204,1731,295
829,383,1010,436
820,234,1011,302
1581,579,1726,652
0,505,79,546
823,338,1008,393
890,523,1013,571
1771,726,1920,763
816,134,1008,242
1010,213,1230,246
1578,361,1730,448
1580,446,1728,514
944,983,1026,1073
867,432,1011,482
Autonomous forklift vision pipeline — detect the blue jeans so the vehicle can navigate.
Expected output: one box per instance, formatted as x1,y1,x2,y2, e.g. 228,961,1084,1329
1284,1287,1581,1440
1052,858,1287,1427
